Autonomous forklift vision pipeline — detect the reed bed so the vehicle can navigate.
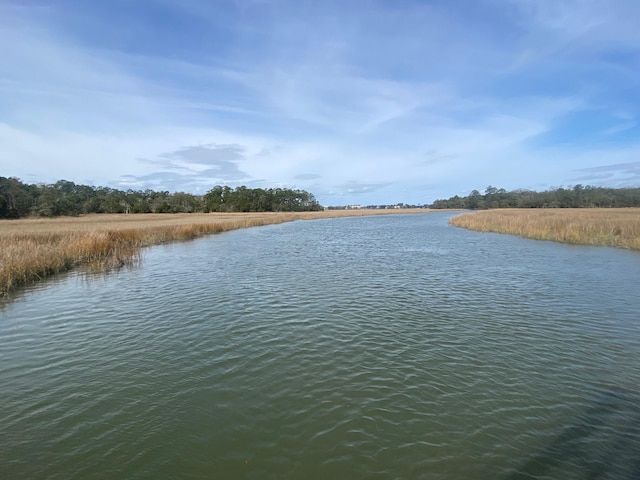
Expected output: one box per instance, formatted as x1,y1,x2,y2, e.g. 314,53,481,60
450,208,640,251
0,209,426,295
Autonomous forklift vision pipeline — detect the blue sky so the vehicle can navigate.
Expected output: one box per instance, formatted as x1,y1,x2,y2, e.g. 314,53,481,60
1,0,639,205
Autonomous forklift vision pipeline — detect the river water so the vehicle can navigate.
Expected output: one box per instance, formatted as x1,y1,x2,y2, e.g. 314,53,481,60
2,212,640,479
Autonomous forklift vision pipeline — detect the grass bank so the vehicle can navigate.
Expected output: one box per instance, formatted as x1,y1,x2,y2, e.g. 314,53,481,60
0,209,427,296
450,208,640,251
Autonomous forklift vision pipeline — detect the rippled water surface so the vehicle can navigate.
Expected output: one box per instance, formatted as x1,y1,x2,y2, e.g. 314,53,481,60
2,212,640,479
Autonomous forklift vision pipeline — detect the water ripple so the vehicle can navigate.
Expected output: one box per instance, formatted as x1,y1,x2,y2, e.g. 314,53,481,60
2,213,640,479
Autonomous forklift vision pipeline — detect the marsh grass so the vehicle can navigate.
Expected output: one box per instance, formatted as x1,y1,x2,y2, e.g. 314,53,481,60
450,208,640,251
1,210,426,295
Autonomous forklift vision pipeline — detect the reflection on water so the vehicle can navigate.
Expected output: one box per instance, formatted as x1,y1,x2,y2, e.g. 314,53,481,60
2,212,640,479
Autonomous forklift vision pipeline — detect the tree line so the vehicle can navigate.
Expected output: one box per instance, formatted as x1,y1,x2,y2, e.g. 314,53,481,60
431,185,640,209
0,177,323,218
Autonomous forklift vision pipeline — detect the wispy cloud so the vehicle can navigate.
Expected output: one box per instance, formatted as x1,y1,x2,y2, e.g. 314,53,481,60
157,144,248,177
572,160,640,186
295,173,322,181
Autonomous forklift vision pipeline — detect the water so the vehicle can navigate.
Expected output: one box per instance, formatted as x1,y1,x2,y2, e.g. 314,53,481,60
2,212,640,479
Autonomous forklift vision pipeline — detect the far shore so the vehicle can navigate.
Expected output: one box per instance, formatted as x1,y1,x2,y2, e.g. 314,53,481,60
1,209,429,295
450,208,640,251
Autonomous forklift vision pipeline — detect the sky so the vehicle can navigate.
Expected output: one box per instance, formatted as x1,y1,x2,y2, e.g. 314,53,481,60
1,0,640,205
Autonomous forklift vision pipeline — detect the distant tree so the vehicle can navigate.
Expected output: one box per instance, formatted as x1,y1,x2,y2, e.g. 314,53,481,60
0,177,37,217
169,192,201,213
431,185,640,210
467,190,483,209
204,186,225,212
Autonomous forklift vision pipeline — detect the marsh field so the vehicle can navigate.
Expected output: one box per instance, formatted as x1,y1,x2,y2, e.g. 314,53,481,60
2,211,640,480
0,209,426,295
450,208,640,251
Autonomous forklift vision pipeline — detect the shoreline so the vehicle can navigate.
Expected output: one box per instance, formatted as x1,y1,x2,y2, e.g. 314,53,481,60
1,209,428,296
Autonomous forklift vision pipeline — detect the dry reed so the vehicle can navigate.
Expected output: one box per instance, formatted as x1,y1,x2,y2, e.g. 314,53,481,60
0,210,427,295
450,208,640,251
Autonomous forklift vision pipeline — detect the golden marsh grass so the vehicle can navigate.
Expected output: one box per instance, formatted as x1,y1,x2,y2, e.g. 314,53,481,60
0,209,427,295
450,208,640,251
